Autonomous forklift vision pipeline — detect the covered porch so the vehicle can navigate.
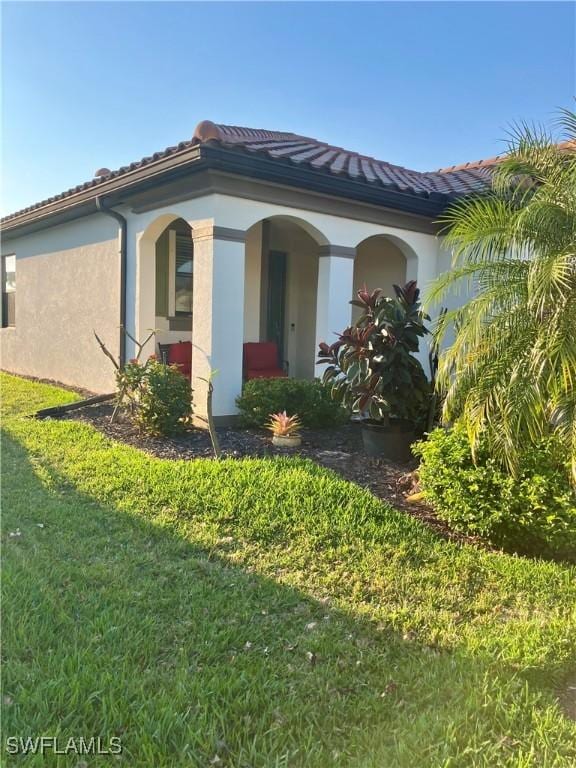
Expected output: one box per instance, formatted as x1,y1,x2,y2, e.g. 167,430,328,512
135,208,435,421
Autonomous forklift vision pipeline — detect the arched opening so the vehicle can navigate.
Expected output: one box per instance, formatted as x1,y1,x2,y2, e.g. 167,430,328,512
153,217,193,343
244,216,325,379
136,215,193,359
353,233,433,376
352,235,410,321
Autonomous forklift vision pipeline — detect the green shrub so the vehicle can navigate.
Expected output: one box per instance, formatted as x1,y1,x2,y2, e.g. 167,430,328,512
413,424,576,560
236,378,348,428
117,358,192,436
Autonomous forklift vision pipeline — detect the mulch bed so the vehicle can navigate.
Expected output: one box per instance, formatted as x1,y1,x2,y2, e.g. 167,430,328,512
61,401,483,547
557,674,576,722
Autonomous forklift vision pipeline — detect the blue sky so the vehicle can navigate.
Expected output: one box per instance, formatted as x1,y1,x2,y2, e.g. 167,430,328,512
2,1,574,216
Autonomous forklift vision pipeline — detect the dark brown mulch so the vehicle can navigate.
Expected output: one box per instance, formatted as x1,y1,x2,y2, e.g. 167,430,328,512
557,674,576,722
62,402,483,547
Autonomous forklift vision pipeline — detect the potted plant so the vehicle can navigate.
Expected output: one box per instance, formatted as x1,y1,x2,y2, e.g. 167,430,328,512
318,281,430,462
267,411,302,448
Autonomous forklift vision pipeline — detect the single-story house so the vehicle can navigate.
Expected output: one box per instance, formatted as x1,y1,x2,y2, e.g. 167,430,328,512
1,120,494,420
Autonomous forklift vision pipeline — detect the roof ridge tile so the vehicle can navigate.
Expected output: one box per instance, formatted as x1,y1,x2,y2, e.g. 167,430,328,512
3,119,499,224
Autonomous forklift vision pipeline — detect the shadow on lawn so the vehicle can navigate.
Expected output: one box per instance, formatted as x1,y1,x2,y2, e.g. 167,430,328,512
2,430,575,768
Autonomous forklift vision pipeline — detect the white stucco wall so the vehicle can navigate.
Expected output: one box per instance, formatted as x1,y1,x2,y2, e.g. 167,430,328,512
208,195,439,377
314,254,355,377
1,214,120,393
430,239,475,353
191,233,245,419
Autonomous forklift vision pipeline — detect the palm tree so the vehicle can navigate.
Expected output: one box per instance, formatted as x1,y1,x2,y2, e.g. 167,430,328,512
427,110,576,482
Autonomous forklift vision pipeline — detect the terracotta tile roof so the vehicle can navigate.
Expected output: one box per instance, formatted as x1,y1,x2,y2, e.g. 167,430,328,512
207,122,495,197
203,121,496,197
2,120,497,226
436,154,502,173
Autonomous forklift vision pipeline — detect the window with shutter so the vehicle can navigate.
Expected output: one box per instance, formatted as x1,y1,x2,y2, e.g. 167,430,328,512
2,254,15,328
155,231,169,317
175,234,193,315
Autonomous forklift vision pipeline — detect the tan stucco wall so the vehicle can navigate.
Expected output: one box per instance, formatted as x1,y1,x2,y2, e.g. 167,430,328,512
352,236,407,321
154,318,192,347
280,230,319,380
1,214,120,393
243,219,320,379
243,222,262,342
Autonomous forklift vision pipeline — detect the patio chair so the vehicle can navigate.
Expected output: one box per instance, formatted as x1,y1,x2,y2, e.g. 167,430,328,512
243,342,288,380
164,341,192,379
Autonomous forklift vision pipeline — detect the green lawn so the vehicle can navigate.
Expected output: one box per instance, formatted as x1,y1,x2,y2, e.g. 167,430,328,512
2,372,575,767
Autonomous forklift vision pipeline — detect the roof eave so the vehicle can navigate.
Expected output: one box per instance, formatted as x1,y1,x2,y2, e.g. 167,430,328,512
2,142,456,239
1,146,205,238
200,144,453,217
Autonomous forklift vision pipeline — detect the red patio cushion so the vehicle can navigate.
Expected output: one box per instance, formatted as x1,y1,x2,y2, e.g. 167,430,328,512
167,341,192,379
243,342,281,371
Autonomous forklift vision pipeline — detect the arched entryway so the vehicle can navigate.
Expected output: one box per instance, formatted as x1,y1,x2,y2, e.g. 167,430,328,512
352,235,412,319
244,215,327,379
136,214,193,359
153,217,193,344
353,232,432,374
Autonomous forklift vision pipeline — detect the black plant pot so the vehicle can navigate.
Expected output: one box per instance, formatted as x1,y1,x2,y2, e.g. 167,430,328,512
361,419,415,462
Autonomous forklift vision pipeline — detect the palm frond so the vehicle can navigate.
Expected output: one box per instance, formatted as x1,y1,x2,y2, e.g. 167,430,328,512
430,109,576,484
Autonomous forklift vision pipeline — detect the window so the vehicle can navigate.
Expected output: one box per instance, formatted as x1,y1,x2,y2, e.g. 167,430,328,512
174,234,193,315
2,254,15,327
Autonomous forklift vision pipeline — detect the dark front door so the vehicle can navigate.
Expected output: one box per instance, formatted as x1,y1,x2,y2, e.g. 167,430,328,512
266,251,287,362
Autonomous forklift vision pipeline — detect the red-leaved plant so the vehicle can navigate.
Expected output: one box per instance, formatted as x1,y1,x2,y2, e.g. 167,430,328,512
317,281,431,425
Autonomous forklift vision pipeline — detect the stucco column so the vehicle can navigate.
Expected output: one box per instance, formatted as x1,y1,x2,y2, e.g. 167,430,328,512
314,245,355,377
125,220,140,360
414,238,439,377
134,230,157,361
191,225,246,421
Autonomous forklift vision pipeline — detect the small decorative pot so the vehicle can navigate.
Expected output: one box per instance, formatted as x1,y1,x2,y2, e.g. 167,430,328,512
272,434,302,448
